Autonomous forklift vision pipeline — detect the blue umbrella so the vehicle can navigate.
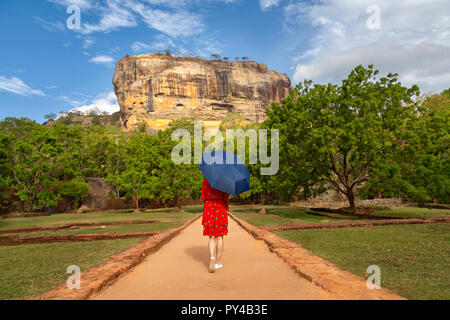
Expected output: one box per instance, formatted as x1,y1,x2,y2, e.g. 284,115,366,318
199,150,250,196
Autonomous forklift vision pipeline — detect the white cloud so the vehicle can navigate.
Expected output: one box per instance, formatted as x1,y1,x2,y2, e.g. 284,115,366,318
89,55,115,65
45,0,233,62
0,76,45,96
145,0,188,8
131,41,152,52
46,0,94,10
145,0,236,8
82,38,95,49
110,46,121,53
59,95,88,107
65,92,120,115
294,42,450,91
150,34,176,51
80,0,137,34
288,0,450,93
260,0,281,11
131,33,221,58
192,36,225,58
34,16,65,32
47,0,207,38
132,5,204,37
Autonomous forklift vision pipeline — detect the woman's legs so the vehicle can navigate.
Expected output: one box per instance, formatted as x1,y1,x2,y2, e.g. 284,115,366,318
208,236,216,259
208,236,217,273
216,236,223,264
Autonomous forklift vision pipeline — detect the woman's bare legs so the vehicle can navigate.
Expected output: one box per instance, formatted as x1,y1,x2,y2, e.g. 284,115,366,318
208,236,217,272
208,235,224,271
216,236,223,265
208,236,217,259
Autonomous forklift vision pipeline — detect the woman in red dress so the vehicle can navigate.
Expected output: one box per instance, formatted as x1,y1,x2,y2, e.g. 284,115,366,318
201,178,229,273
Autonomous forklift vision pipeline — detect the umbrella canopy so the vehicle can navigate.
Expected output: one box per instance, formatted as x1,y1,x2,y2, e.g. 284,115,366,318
199,150,250,196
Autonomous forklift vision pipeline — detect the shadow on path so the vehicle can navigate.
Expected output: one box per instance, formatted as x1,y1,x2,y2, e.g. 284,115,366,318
185,245,209,269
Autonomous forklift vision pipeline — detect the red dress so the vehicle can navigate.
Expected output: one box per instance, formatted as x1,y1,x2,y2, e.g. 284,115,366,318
201,179,229,237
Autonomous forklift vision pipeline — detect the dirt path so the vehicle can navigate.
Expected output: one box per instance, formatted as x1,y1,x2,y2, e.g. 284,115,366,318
92,216,333,300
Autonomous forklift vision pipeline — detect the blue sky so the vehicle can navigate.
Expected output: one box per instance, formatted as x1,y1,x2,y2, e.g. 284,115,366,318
1,0,449,122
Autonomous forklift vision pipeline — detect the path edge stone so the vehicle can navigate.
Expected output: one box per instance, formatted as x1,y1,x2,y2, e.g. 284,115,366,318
229,213,406,300
33,214,201,300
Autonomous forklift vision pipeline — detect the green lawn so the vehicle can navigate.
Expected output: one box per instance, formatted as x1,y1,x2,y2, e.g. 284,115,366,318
231,206,450,227
5,216,192,238
373,207,450,219
0,208,199,231
0,208,200,300
268,208,343,222
274,223,450,300
0,238,144,300
232,211,301,226
183,205,203,213
229,205,291,212
231,207,342,226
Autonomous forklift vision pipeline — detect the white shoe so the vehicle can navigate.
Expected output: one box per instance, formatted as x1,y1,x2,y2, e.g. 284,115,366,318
215,263,223,270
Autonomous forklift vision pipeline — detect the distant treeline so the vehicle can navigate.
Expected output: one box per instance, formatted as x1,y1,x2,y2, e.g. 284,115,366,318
0,65,448,213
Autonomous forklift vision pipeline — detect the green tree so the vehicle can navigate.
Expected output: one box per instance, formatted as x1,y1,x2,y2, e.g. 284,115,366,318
0,131,13,210
265,65,420,212
363,89,449,204
157,129,203,207
11,123,61,212
106,134,161,211
226,123,280,204
1,120,99,212
58,178,91,209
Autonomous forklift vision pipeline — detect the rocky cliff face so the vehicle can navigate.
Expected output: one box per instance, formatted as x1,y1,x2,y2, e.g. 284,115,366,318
113,54,291,129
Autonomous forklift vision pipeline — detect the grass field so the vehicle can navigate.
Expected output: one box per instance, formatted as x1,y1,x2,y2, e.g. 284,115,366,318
0,208,200,300
2,211,197,238
0,208,200,231
1,205,448,300
231,206,450,227
372,207,450,218
232,206,449,299
274,223,450,300
230,207,341,226
0,238,143,300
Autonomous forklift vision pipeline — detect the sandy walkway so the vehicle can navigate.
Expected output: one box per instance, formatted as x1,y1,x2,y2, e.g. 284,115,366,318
92,217,332,300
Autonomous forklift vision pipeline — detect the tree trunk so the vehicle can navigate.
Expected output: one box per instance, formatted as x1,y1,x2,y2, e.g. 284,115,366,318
346,187,357,213
135,196,140,212
28,195,35,213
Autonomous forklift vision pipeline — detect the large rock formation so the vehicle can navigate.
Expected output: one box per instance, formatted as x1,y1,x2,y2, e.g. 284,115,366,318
113,54,291,129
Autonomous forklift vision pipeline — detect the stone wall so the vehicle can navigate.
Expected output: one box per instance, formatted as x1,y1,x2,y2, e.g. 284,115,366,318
292,195,406,208
83,178,112,209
